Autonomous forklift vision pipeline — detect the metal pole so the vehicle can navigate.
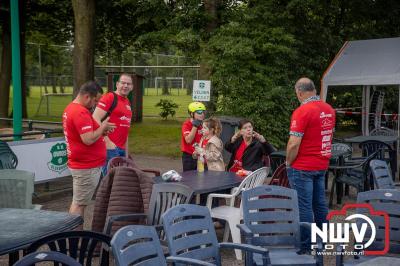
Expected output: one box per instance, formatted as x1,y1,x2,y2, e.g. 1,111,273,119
10,0,22,140
156,55,159,96
38,44,43,96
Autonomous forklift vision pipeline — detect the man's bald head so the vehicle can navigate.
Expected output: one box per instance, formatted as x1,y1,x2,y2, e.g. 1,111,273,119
295,77,316,93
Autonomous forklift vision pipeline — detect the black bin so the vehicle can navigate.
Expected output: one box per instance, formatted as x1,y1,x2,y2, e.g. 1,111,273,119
217,116,242,163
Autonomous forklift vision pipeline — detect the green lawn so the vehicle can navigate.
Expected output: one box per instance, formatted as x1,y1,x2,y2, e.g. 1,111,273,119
7,86,191,157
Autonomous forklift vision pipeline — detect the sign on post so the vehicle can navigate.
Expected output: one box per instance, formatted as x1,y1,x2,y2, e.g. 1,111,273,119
193,80,211,101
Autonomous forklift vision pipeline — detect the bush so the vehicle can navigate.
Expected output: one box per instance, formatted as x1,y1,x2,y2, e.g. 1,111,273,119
155,99,179,120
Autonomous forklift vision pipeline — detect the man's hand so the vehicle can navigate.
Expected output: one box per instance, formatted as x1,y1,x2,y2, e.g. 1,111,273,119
101,117,116,135
191,119,202,128
253,131,266,143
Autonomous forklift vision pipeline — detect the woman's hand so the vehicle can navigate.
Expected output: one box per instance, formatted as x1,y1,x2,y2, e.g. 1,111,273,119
231,130,242,142
253,131,266,143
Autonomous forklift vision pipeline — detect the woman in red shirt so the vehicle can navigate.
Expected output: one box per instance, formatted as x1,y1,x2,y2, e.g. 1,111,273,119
225,119,275,173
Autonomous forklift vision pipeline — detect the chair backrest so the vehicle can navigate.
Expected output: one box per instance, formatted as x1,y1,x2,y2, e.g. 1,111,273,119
242,185,300,247
370,127,396,136
111,225,167,266
268,164,290,188
270,153,286,174
0,169,34,209
357,189,400,254
359,140,392,160
14,251,81,266
162,204,221,265
233,167,268,196
28,230,111,266
147,183,194,226
107,156,137,171
369,160,395,189
0,140,18,169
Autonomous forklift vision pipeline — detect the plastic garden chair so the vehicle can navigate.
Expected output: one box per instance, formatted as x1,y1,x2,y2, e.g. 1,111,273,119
111,225,214,266
270,153,286,175
27,230,111,266
0,140,18,169
206,167,268,260
337,189,400,265
369,159,397,189
104,183,193,236
268,164,290,188
0,169,41,209
370,127,396,136
14,251,81,266
162,204,269,266
240,185,323,266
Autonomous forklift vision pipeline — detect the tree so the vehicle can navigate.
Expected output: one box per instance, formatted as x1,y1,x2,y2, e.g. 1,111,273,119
0,4,11,121
72,0,95,96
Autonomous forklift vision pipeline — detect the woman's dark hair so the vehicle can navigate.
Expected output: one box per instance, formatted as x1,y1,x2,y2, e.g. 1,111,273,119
79,81,103,98
238,119,253,129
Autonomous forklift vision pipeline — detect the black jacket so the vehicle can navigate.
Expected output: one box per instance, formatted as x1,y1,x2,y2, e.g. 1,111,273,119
225,136,276,172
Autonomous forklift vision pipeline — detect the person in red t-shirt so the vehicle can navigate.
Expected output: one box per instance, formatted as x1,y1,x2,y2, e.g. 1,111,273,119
63,81,115,221
286,77,335,252
181,102,206,171
93,73,133,175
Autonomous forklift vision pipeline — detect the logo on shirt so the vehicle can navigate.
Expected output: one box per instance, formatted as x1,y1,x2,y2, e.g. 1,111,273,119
120,116,131,123
98,102,106,107
81,125,92,131
320,112,333,118
126,105,131,111
321,118,333,128
47,143,68,174
291,120,297,128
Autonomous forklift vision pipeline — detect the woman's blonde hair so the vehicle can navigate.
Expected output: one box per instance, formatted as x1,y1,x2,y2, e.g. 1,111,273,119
203,117,222,136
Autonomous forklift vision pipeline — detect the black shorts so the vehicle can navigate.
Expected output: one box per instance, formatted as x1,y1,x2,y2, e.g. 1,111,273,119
182,152,197,171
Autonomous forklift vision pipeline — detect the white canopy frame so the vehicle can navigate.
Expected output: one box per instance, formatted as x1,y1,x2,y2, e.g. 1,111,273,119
320,37,400,137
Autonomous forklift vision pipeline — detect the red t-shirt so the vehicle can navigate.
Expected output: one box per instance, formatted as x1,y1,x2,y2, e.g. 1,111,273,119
181,119,203,154
289,100,336,170
229,140,247,172
97,92,132,149
63,102,106,169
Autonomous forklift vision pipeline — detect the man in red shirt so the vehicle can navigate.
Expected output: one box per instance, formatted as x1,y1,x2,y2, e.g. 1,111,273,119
286,77,335,253
63,81,115,220
181,102,206,171
93,73,133,175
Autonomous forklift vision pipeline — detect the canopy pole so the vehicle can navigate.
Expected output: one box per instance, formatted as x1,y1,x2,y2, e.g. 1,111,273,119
366,85,370,136
398,85,400,153
10,0,22,140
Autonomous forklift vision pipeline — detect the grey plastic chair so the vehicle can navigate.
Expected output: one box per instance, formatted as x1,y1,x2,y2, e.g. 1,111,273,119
111,225,214,266
28,230,111,266
369,160,396,189
0,169,38,209
240,185,323,266
0,140,18,169
14,251,81,266
370,127,396,136
337,189,400,265
162,204,269,266
104,183,194,235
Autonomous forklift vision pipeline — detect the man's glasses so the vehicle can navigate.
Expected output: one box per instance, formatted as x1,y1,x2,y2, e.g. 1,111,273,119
195,110,205,114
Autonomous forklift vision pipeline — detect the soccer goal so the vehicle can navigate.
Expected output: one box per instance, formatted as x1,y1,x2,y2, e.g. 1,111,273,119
154,77,184,90
35,93,73,117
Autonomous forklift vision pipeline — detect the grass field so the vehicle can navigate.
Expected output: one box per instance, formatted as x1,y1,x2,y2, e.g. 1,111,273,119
7,86,192,157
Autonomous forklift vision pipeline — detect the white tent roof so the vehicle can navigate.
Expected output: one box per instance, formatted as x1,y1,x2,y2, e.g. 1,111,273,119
321,37,400,99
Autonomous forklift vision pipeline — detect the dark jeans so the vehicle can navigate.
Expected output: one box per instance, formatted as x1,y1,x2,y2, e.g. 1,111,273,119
287,167,328,250
102,147,126,176
182,152,197,171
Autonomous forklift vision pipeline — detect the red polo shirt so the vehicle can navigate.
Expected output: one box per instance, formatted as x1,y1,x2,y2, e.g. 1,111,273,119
290,99,336,171
181,119,202,154
97,92,132,149
63,102,106,169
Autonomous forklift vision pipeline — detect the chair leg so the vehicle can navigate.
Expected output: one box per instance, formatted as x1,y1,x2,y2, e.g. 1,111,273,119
228,221,243,260
336,182,343,205
222,223,230,242
329,176,336,208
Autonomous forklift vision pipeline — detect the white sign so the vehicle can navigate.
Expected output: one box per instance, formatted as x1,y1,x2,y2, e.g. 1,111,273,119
9,137,71,183
193,80,211,102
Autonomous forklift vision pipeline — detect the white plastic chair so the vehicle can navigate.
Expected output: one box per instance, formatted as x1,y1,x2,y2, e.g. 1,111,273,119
206,167,269,260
